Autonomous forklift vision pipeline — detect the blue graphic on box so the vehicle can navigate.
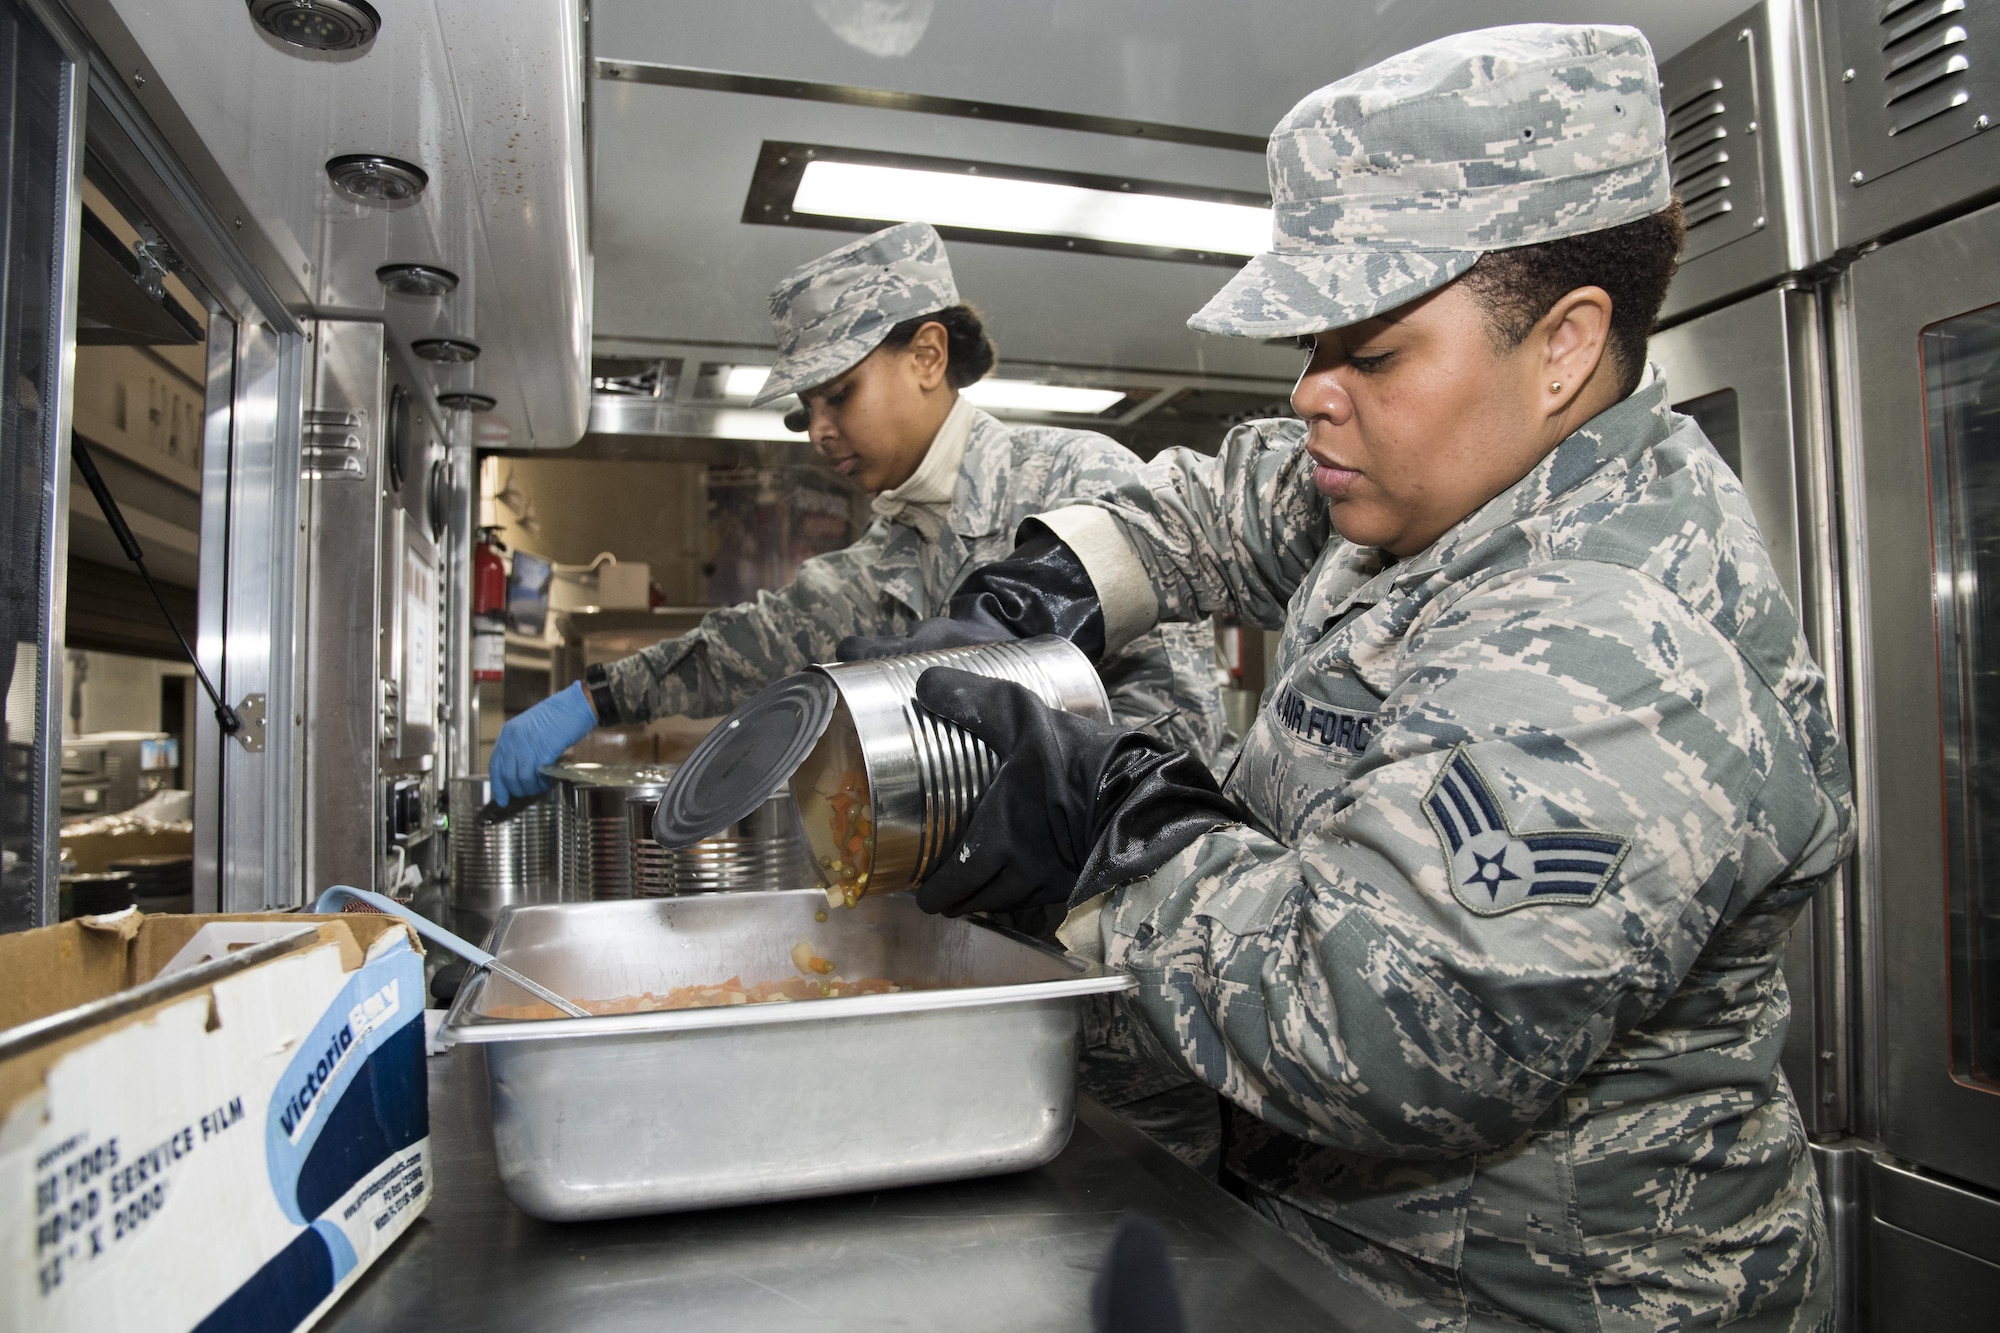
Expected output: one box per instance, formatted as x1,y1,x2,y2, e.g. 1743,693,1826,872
263,950,427,1226
190,941,428,1333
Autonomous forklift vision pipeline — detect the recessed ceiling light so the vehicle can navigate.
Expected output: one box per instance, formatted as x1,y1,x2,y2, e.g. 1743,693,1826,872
437,392,496,412
247,0,379,51
961,379,1126,415
411,337,479,364
377,263,458,297
326,154,427,205
721,365,772,398
785,158,1270,259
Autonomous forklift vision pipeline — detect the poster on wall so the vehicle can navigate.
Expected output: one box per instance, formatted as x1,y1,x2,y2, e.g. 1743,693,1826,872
703,467,859,607
506,551,553,637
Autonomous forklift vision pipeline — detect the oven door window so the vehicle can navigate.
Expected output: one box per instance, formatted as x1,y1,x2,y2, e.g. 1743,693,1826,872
1925,301,2000,1089
1672,387,1743,480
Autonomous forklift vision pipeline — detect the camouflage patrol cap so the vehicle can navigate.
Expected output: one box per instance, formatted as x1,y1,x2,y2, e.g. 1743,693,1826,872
1190,23,1670,340
753,221,960,405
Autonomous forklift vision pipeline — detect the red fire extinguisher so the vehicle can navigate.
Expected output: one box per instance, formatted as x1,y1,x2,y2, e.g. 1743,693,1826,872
473,528,508,682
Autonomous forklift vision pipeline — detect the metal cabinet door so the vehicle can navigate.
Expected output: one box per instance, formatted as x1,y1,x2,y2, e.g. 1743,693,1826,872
1649,285,1849,1136
1657,0,1834,322
1820,0,2000,250
1843,197,2000,1191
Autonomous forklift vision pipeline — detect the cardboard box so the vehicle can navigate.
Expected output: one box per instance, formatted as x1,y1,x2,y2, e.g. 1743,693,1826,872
59,826,192,874
0,910,430,1331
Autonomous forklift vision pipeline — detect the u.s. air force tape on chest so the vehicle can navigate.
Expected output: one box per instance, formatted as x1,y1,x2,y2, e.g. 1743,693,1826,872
1274,684,1376,755
1422,746,1630,915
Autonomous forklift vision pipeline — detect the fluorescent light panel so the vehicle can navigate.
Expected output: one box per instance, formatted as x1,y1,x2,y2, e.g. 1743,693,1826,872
723,359,1118,418
792,160,1271,258
712,408,805,439
962,380,1125,414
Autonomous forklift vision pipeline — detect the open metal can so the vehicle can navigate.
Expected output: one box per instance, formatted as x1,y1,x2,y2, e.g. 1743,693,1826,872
650,636,1108,908
629,788,810,896
543,763,677,900
795,637,1109,903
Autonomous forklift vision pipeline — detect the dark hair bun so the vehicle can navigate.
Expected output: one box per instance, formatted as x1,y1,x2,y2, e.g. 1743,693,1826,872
882,304,997,388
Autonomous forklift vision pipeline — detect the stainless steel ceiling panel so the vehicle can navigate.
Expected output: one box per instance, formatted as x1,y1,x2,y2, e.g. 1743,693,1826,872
589,80,1292,379
99,0,590,448
595,1,1753,141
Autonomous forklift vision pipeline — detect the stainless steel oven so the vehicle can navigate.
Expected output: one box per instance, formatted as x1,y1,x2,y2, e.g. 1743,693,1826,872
1650,285,1849,1139
1650,282,1884,1325
1838,194,2000,1323
1648,286,1848,1128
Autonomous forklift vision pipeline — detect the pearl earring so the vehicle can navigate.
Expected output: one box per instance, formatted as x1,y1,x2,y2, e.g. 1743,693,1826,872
1549,381,1562,394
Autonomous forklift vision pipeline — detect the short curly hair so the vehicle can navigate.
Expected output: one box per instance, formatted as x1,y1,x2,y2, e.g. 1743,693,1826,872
1457,199,1687,398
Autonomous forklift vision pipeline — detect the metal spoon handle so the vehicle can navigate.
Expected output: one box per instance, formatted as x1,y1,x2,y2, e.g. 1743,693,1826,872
482,959,592,1019
313,885,591,1018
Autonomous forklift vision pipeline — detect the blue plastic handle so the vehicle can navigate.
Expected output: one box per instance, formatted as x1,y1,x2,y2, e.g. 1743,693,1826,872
313,884,496,968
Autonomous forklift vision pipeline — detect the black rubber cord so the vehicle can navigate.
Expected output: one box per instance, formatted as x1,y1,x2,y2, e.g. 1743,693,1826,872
70,432,240,736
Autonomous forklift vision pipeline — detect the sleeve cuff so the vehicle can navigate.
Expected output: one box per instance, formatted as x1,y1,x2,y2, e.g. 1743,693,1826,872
1055,895,1108,962
1033,506,1157,655
604,653,661,724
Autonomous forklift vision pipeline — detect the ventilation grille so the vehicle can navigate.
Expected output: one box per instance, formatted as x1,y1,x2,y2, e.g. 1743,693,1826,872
302,408,365,480
1880,0,1974,138
1660,24,1766,262
1668,75,1739,231
1835,0,1998,186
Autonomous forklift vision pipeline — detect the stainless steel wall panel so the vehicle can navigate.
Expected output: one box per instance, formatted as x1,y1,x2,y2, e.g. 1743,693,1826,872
191,313,232,911
299,320,385,900
441,435,474,791
213,317,305,910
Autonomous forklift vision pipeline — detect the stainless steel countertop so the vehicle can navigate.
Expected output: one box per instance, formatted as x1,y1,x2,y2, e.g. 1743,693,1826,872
318,1043,1419,1332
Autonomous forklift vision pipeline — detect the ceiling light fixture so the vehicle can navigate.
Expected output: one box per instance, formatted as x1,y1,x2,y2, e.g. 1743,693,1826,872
411,337,480,364
745,143,1270,265
377,263,458,297
436,391,496,412
721,365,772,398
794,161,1269,256
713,409,809,441
962,379,1126,415
326,154,428,205
247,0,379,51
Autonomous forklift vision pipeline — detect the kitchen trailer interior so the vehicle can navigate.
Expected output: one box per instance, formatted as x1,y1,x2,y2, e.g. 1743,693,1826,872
1,1,1999,1328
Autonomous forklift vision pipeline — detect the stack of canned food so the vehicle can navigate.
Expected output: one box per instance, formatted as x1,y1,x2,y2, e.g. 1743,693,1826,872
544,762,809,897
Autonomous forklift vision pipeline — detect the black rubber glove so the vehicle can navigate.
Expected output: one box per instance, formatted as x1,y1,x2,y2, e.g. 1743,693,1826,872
837,530,1107,662
912,667,1239,917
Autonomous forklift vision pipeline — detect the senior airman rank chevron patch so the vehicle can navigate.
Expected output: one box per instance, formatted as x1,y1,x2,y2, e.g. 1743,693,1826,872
1422,747,1629,916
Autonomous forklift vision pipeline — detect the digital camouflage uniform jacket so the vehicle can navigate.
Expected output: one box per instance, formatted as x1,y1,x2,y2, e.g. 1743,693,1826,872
603,406,1226,771
1057,375,1854,1331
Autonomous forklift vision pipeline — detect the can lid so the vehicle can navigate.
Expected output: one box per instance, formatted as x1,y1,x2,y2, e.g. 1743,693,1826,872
652,673,836,847
539,761,680,791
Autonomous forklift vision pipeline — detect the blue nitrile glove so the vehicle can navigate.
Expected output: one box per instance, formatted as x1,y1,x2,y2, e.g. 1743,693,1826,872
489,681,597,806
